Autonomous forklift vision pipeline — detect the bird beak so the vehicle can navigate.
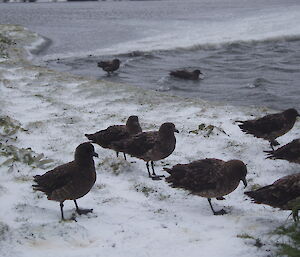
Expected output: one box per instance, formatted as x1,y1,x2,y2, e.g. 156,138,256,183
174,128,179,133
93,152,99,158
242,178,247,188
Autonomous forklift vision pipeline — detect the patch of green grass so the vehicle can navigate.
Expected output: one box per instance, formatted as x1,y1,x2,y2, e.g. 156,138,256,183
188,123,228,137
14,175,32,182
109,162,123,175
0,33,15,58
133,183,170,200
34,94,44,98
237,233,264,248
0,115,53,170
134,184,157,197
94,183,106,190
0,116,26,137
153,208,166,214
98,158,127,175
237,233,255,239
0,222,9,241
0,144,53,169
274,224,300,257
250,183,263,191
157,193,171,201
254,238,263,248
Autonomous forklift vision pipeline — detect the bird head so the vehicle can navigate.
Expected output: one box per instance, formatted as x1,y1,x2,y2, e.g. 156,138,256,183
194,69,203,75
113,59,121,66
126,115,142,134
284,108,300,120
75,142,98,162
159,122,179,136
226,160,248,188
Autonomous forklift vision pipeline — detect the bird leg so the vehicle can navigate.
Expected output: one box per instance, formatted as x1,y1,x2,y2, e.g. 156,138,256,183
145,162,161,180
216,197,225,200
270,140,280,150
207,198,227,215
74,200,93,215
60,202,65,220
116,152,127,161
150,161,165,180
151,161,156,176
116,151,127,161
292,208,299,222
146,162,152,178
59,202,77,222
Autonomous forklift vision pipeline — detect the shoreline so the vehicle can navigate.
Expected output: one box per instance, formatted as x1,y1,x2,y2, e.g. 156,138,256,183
1,24,299,257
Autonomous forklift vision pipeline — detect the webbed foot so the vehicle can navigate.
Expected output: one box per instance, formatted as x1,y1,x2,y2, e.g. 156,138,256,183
213,209,227,215
151,174,165,180
76,208,93,215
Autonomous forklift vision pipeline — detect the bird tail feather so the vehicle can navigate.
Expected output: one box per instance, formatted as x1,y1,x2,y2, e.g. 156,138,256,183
244,191,264,204
85,133,95,141
163,167,173,174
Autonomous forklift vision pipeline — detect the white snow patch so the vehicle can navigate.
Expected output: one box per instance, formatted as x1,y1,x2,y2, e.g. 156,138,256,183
0,24,298,257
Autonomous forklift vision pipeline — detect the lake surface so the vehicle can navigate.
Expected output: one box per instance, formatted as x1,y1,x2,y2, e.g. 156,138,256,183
1,0,300,110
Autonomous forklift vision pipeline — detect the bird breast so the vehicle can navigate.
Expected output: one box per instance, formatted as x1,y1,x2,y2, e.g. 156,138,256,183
50,168,96,202
144,137,176,161
195,178,241,198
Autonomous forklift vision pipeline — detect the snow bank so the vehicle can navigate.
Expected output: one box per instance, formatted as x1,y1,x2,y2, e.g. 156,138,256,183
0,24,299,257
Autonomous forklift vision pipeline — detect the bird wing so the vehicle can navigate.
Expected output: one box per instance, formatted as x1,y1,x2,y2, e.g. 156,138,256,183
245,173,300,208
112,131,157,157
33,161,76,196
166,159,223,191
170,70,189,79
85,125,128,147
239,113,285,135
265,139,300,160
97,60,110,68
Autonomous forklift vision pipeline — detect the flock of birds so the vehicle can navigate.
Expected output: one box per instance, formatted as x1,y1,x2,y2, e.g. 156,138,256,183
96,58,203,80
32,58,300,222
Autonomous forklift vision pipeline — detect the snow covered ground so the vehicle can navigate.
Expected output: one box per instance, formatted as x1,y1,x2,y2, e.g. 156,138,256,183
0,24,299,257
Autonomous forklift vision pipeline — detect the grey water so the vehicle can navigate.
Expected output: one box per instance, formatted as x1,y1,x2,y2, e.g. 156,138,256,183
1,0,300,111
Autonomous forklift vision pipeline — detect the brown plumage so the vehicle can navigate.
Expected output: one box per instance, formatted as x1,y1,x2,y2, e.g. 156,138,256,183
112,122,179,180
97,58,120,74
245,173,300,221
85,115,142,160
265,138,300,164
169,69,202,80
237,108,300,149
164,159,247,215
32,142,98,220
